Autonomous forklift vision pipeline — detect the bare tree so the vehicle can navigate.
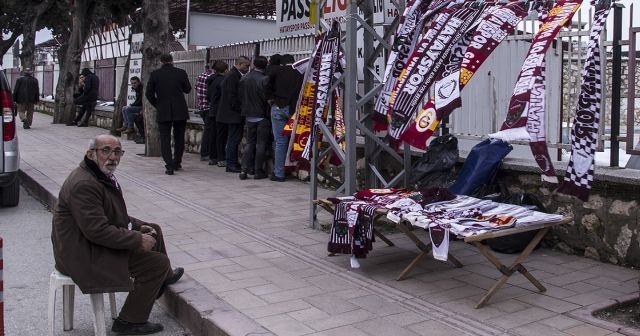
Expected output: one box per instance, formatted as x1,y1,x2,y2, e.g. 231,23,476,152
53,0,97,124
140,0,171,156
19,1,55,69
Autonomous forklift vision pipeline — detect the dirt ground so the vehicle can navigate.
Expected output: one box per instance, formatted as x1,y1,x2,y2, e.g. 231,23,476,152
595,299,640,330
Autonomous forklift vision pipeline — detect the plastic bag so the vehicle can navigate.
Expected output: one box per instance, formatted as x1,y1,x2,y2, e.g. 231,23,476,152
408,134,459,188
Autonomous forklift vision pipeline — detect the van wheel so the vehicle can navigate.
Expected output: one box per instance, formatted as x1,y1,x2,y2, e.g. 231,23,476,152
1,178,19,207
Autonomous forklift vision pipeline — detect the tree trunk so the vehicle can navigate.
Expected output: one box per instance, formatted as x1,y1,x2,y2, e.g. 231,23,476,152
53,0,96,124
19,0,53,69
141,0,171,157
112,52,130,134
0,32,20,66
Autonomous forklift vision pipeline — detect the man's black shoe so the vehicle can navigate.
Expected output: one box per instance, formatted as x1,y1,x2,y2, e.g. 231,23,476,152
23,125,30,129
239,172,248,180
77,123,88,127
200,156,208,161
165,267,184,285
208,159,218,166
174,164,182,171
226,165,241,173
270,174,285,182
66,121,77,126
111,318,164,335
254,174,268,180
165,168,174,175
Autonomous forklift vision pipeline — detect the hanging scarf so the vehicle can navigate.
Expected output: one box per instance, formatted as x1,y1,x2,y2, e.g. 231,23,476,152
374,0,448,120
287,36,324,163
491,0,583,183
398,2,530,150
330,87,346,165
302,21,341,161
439,1,529,118
387,3,484,142
557,0,613,201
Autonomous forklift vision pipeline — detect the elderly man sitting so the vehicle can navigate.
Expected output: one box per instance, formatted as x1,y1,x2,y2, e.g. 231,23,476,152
51,134,183,335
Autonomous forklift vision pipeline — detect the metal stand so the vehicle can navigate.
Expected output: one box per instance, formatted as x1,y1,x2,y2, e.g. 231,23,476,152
309,0,406,228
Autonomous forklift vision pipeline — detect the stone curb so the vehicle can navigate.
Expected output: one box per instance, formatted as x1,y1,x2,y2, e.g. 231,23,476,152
18,164,271,336
566,293,640,336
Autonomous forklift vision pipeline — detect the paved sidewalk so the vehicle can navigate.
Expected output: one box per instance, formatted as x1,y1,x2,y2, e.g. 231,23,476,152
18,113,638,336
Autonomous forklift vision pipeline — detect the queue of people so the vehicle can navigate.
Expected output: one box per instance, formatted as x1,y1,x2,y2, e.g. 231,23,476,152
69,53,303,180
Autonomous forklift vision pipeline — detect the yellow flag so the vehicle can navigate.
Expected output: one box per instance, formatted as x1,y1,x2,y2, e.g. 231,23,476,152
309,0,317,25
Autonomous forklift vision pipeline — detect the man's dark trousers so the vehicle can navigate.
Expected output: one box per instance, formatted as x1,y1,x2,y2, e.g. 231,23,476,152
200,110,211,158
74,102,97,125
134,113,145,138
158,120,187,169
225,122,244,168
215,121,228,164
119,223,171,323
241,119,271,175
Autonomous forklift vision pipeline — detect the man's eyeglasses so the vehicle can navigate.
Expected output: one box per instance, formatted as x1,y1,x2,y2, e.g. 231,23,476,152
93,147,125,157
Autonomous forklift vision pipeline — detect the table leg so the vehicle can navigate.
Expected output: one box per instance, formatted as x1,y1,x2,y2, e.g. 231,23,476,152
395,224,462,280
471,228,550,308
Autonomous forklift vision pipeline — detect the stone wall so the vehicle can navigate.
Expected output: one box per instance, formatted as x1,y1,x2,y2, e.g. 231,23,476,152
34,100,640,268
497,161,640,268
35,100,207,154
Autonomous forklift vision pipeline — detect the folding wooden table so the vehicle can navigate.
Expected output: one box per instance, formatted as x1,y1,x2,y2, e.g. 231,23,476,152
315,198,573,308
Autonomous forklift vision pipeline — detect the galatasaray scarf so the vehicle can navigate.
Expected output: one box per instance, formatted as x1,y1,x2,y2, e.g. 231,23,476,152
287,36,324,163
387,3,483,142
557,0,613,201
492,0,583,183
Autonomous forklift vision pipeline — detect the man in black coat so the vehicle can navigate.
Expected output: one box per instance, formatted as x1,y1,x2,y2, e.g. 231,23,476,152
12,68,39,129
217,56,251,172
204,60,229,166
145,54,192,175
238,56,270,180
68,68,99,127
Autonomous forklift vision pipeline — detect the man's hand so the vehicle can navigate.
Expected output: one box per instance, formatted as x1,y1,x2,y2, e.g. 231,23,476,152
141,233,156,251
140,225,157,238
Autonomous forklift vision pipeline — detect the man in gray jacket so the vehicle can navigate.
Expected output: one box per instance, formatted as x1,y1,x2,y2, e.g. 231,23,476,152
12,68,39,129
238,56,270,180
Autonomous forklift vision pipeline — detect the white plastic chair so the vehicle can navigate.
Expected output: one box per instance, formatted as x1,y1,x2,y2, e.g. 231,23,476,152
47,270,117,336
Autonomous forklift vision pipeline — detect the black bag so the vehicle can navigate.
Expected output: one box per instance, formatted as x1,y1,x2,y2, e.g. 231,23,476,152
408,134,459,188
485,186,547,254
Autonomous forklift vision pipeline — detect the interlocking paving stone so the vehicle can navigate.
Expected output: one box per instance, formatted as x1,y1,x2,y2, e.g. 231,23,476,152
514,293,581,313
539,315,585,331
564,324,612,336
511,322,571,336
244,299,313,319
305,325,369,336
486,307,557,329
287,307,331,323
304,294,360,315
352,318,421,336
305,309,375,331
349,294,409,317
382,311,432,327
257,314,316,336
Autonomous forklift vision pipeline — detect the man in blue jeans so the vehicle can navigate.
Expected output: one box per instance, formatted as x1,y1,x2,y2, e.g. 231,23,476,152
117,76,143,135
266,54,303,182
